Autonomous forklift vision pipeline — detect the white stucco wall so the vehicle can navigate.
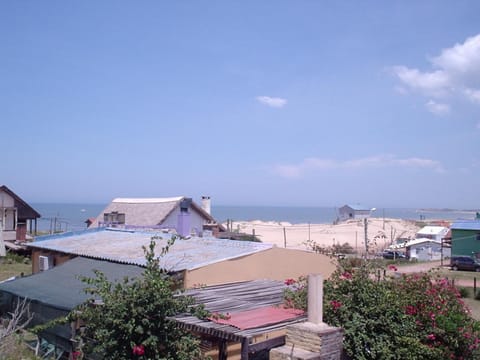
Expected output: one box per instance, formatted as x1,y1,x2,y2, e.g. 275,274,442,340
0,190,16,240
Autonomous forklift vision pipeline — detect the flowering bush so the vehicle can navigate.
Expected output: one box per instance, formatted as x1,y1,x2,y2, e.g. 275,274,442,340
284,260,480,359
74,237,205,360
283,275,307,310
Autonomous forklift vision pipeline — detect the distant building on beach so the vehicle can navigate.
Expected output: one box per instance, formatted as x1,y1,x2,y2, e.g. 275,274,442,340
415,225,449,242
88,196,224,237
338,204,373,221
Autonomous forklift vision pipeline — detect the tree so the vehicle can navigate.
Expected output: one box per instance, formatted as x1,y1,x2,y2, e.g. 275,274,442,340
73,237,204,360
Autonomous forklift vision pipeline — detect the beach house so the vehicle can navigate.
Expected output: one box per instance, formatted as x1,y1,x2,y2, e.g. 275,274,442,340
404,225,451,261
0,185,40,243
415,225,449,242
450,220,480,257
88,196,224,236
338,204,374,221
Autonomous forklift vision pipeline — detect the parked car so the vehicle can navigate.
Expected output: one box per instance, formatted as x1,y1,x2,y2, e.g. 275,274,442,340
382,250,406,260
450,256,480,272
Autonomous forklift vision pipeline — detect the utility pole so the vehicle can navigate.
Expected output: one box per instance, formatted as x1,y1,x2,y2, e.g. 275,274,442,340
364,218,368,255
383,208,385,230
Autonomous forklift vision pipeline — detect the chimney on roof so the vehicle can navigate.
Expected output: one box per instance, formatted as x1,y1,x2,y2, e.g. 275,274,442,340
201,196,211,215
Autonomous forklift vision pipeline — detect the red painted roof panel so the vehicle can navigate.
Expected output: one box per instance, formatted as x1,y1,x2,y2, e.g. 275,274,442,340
209,306,304,330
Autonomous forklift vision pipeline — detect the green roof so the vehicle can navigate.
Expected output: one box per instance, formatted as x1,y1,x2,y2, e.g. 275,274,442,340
0,257,144,311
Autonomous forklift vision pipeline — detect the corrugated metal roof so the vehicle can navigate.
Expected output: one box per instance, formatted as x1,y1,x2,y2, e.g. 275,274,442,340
173,279,306,340
28,229,273,271
405,238,441,247
344,204,371,211
451,221,480,231
210,306,304,330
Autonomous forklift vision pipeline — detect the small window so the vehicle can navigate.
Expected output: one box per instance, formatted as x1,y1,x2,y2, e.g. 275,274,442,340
103,212,126,225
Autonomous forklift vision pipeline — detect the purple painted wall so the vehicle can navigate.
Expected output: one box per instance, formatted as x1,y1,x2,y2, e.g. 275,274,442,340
177,212,191,237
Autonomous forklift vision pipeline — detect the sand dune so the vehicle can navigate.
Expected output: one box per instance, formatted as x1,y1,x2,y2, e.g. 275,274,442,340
227,218,420,254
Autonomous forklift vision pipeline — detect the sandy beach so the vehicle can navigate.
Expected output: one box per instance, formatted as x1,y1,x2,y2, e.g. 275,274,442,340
227,218,421,253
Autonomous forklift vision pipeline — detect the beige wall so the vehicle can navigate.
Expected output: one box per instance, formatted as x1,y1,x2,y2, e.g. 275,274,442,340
185,247,337,288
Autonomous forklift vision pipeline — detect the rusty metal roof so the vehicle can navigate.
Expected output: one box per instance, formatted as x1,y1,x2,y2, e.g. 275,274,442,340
28,228,273,271
172,279,306,342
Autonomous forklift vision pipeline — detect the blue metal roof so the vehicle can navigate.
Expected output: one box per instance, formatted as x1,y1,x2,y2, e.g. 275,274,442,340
451,221,480,231
28,229,273,271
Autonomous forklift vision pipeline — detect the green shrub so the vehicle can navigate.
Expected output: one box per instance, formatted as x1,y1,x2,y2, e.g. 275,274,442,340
459,287,470,298
5,253,29,264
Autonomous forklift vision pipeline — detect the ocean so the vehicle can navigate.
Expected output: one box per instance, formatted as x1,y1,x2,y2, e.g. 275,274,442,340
30,203,478,233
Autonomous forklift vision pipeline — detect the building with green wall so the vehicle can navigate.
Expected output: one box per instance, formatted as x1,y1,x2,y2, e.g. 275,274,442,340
451,221,480,257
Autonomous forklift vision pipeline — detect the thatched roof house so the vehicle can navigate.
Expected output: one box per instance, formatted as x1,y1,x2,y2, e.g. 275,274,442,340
88,196,224,236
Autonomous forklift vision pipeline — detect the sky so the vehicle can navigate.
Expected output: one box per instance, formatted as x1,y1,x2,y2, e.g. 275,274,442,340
1,1,480,208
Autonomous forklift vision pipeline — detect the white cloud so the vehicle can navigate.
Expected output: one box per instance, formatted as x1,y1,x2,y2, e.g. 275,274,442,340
425,100,450,116
392,33,480,114
464,88,480,104
256,96,287,108
273,154,444,178
392,66,450,97
432,34,480,79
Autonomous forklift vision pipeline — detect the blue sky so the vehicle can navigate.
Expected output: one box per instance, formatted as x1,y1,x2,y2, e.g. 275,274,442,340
1,1,479,208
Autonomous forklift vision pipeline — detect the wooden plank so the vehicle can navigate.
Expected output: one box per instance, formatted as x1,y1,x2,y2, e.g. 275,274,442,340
241,337,249,360
248,336,285,353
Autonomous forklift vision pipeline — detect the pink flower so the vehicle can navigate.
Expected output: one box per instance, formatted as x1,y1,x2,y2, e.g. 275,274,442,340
405,305,417,315
427,334,436,341
388,265,398,272
132,344,145,356
284,278,296,286
340,272,352,280
330,300,342,310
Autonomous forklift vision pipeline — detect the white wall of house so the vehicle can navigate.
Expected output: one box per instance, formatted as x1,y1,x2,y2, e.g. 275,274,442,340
339,206,371,221
0,190,16,241
408,240,450,261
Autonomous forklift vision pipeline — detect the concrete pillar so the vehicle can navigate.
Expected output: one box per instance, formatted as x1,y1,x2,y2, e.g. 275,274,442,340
270,274,343,360
308,274,323,324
